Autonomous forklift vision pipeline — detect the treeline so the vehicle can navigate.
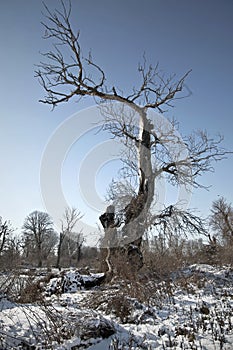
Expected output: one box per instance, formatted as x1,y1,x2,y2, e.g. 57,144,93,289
0,208,94,270
0,196,232,272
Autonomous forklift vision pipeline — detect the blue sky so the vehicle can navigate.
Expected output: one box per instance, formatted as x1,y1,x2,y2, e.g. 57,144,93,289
0,0,233,237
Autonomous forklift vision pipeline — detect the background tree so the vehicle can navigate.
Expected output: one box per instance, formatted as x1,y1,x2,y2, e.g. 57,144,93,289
0,216,13,256
36,1,230,276
56,207,83,268
22,211,56,267
0,217,18,269
61,231,85,267
209,197,233,245
0,234,22,270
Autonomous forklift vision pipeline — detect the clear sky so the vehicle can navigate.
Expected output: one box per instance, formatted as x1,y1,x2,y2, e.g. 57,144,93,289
0,0,233,240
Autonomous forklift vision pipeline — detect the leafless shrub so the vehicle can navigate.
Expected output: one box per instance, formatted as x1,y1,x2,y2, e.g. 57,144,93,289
0,301,76,349
0,270,30,300
18,278,43,303
109,334,152,350
110,293,133,323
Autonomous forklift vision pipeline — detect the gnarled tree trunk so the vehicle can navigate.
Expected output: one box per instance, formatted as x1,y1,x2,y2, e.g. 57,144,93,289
99,110,156,277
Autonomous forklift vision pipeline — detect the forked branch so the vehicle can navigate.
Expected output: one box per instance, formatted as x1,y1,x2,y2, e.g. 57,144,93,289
36,1,190,110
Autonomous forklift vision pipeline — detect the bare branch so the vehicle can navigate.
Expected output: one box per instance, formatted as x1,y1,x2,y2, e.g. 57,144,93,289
36,2,190,111
152,130,231,189
152,205,207,238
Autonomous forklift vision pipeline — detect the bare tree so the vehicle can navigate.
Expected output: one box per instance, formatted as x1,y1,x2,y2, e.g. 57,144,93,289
0,234,22,270
36,1,230,275
0,218,11,254
209,197,233,245
22,211,56,267
56,207,83,268
64,231,85,266
0,217,14,264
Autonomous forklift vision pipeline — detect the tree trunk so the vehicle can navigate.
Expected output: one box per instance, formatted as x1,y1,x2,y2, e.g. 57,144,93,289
100,110,155,276
0,225,7,254
37,240,43,268
76,244,82,264
37,251,43,268
56,233,63,269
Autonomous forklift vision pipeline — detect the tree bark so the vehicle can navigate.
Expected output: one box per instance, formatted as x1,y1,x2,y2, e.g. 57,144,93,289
56,232,64,269
100,109,156,275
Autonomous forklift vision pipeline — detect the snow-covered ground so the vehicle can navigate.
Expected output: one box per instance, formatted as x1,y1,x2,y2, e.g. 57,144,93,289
0,264,233,349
